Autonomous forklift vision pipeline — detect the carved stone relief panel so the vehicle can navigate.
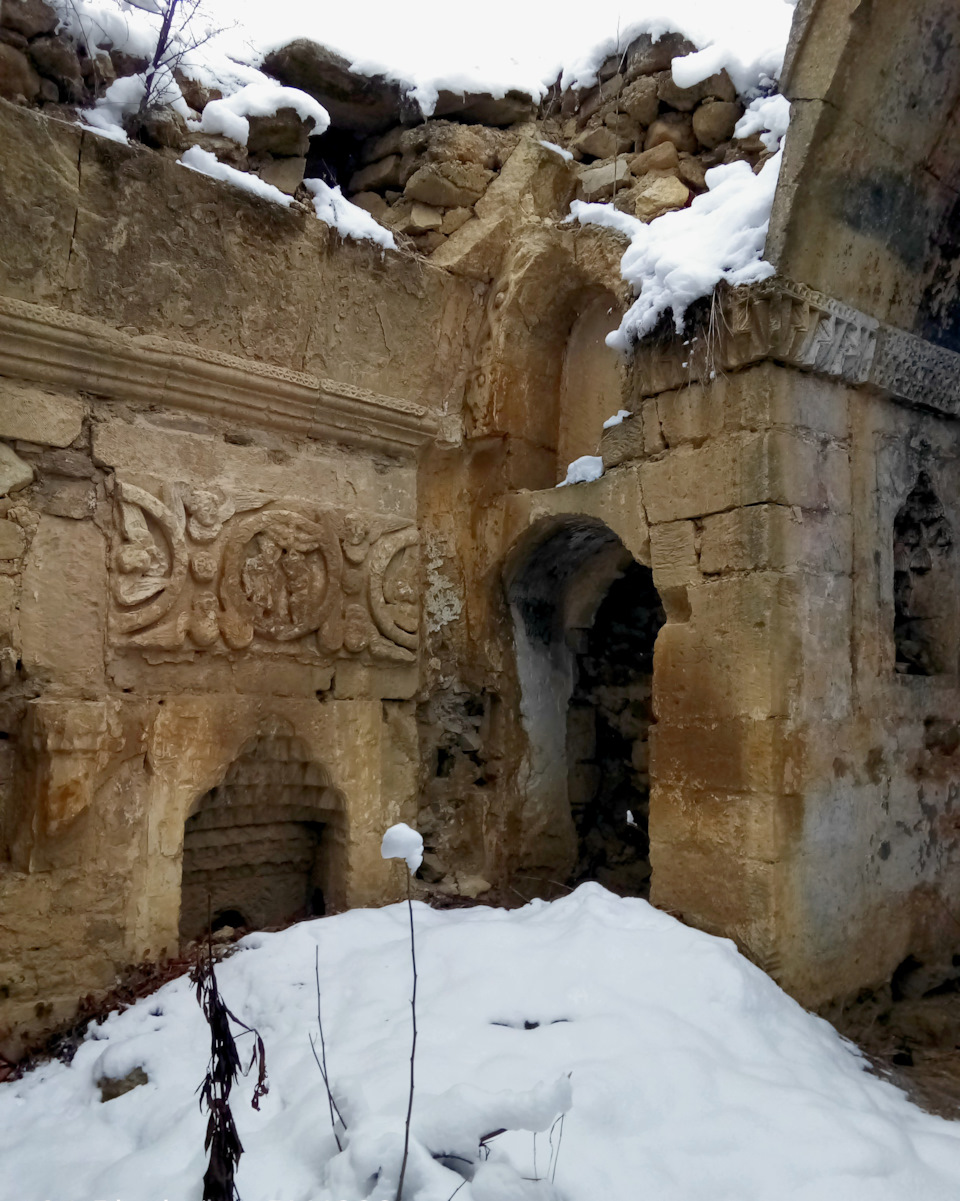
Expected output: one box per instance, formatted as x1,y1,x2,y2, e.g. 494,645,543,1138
631,277,880,398
109,481,420,664
871,328,960,417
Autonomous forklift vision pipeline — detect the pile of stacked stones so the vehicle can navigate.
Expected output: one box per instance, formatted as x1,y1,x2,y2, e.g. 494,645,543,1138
0,0,324,191
0,8,772,251
542,32,770,217
348,121,522,255
0,0,118,111
336,33,770,253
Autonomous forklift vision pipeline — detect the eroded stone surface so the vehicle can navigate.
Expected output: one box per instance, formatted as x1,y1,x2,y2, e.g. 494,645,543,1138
0,444,33,495
4,1,960,1065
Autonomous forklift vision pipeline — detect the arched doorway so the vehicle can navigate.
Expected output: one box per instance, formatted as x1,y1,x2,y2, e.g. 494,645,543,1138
179,729,343,942
505,517,664,897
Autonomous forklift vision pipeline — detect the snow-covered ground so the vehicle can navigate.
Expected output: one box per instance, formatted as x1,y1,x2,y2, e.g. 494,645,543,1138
3,885,960,1201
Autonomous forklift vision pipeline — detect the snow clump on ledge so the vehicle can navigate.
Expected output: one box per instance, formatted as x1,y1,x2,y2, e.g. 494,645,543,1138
381,821,424,873
177,151,397,249
2,885,960,1200
82,65,188,143
199,83,330,146
558,455,605,487
178,145,295,207
572,93,791,350
304,180,397,251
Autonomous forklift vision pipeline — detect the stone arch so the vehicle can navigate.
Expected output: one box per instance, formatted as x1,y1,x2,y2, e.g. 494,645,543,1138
469,229,627,491
503,514,665,896
893,470,955,675
178,720,346,941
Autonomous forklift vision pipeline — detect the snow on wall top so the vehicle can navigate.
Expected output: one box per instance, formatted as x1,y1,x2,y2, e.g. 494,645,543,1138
199,83,330,146
52,0,798,303
54,0,797,118
573,94,792,349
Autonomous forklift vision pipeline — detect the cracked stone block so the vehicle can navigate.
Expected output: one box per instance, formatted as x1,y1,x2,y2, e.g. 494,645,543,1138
0,444,33,497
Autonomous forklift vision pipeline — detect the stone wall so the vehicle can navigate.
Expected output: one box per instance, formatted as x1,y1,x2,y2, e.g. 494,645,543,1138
0,96,472,1054
592,334,960,1003
769,0,960,351
5,0,960,1053
0,364,427,1047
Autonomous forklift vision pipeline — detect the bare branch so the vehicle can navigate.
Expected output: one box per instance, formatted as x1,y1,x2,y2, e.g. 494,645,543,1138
311,944,346,1151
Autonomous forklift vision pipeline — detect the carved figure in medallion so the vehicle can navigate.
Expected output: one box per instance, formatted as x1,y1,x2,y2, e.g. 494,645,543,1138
220,510,343,648
110,482,420,660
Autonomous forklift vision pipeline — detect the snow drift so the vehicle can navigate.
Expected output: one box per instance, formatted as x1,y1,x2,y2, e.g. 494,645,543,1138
2,885,960,1201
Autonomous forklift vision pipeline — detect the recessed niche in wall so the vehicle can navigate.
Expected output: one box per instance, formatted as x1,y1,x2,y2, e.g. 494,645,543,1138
179,732,343,942
893,472,955,675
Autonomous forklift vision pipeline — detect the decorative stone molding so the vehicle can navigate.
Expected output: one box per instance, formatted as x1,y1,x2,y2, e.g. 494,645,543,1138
110,480,420,664
631,276,960,417
871,327,960,417
0,296,438,453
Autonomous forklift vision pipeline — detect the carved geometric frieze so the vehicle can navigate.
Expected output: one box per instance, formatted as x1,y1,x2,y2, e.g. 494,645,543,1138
870,327,960,417
632,277,879,398
723,277,878,383
110,480,420,664
631,275,960,418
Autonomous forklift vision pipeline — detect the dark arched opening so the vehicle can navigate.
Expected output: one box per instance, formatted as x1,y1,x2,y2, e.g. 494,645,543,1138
179,731,343,943
567,560,664,894
893,471,955,675
505,517,664,897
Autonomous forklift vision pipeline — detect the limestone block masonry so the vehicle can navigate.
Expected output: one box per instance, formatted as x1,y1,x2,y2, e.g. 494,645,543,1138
6,0,960,1056
0,295,431,1052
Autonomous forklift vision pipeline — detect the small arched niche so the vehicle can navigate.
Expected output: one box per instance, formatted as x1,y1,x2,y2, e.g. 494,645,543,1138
893,472,956,675
555,293,624,481
504,517,665,896
179,728,344,942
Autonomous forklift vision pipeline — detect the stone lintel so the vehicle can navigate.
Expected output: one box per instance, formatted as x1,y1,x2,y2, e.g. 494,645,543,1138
0,295,438,453
631,276,960,418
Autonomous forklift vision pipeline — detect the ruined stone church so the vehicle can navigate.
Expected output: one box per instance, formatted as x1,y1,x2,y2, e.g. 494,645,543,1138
2,0,960,1056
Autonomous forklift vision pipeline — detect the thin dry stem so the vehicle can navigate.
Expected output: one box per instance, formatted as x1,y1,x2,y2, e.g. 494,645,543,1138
395,869,418,1201
310,945,346,1152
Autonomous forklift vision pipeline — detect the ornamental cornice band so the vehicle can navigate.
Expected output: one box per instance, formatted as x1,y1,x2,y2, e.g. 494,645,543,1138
0,296,438,452
631,276,960,417
870,327,960,417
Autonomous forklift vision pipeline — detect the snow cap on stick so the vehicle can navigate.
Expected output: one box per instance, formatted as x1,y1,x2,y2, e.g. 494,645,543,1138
381,822,424,874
